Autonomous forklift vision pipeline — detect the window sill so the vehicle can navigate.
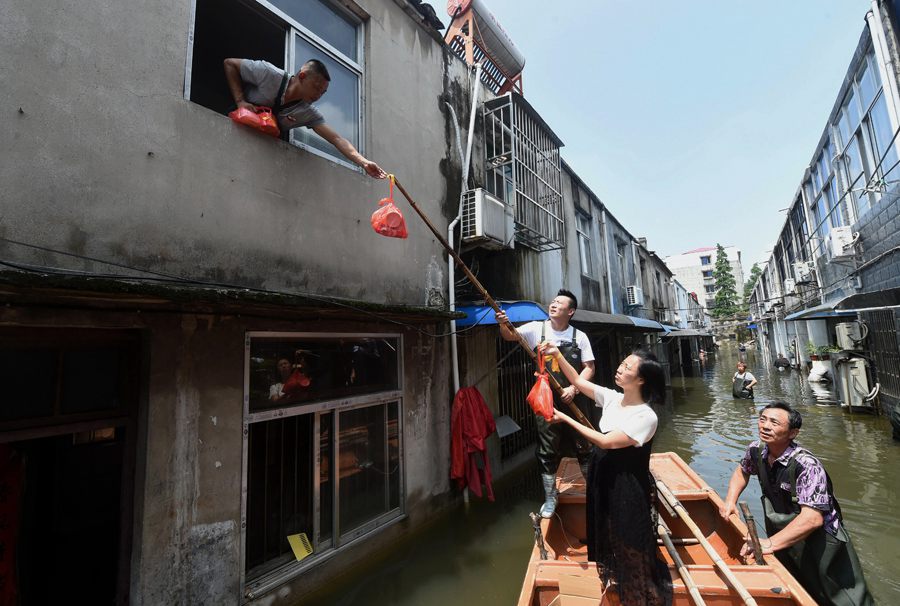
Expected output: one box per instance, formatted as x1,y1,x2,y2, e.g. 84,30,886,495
292,138,363,175
243,509,406,601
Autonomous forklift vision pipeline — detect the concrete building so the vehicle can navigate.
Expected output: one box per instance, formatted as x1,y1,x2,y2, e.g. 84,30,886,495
748,0,900,438
664,246,745,312
0,0,478,603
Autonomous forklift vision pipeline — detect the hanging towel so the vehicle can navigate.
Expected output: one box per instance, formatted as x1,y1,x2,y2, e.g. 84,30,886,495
450,386,496,501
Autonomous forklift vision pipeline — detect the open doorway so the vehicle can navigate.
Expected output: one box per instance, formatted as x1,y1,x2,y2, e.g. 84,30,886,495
8,428,126,603
0,328,139,605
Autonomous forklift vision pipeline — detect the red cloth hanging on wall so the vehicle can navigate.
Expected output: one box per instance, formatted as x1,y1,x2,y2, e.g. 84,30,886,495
450,386,496,501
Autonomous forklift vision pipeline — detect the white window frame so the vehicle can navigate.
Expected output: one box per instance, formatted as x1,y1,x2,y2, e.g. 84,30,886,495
240,331,404,600
184,0,367,173
575,213,593,277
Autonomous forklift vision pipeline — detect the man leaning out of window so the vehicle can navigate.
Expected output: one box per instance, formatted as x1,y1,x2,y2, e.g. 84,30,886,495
224,57,386,179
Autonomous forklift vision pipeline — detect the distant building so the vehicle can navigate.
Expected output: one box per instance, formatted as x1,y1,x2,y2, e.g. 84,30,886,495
664,246,745,312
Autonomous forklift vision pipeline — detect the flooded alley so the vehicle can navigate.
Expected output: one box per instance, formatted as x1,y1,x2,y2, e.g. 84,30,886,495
304,346,900,605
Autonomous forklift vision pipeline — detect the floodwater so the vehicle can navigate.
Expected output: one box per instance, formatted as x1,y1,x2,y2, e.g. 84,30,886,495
302,345,900,605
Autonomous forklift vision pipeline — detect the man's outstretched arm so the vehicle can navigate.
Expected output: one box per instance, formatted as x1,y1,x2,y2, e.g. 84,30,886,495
312,123,385,178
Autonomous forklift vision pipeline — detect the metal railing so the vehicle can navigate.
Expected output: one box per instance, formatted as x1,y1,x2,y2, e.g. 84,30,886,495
484,94,564,251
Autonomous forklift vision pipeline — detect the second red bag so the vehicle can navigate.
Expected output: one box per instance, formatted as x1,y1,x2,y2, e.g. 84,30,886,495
371,175,408,239
526,354,554,421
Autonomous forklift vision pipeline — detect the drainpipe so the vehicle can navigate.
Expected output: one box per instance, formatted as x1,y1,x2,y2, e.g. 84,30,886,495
868,3,900,134
601,209,616,314
448,62,483,393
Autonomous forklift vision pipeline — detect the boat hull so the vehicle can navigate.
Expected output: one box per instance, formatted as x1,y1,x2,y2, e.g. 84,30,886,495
517,453,817,605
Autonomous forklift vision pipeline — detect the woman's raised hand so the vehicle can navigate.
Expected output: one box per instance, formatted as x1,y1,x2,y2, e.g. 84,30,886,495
539,341,560,358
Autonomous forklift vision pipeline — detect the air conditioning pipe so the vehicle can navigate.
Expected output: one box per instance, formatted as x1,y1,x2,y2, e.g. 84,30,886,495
449,62,483,393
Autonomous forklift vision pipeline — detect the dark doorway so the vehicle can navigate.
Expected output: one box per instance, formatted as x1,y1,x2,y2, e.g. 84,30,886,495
0,328,140,605
12,429,125,604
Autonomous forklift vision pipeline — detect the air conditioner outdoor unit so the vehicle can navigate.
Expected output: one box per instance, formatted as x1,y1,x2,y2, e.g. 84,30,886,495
784,278,796,295
460,188,514,250
827,226,854,258
626,285,644,307
793,261,813,284
836,322,865,350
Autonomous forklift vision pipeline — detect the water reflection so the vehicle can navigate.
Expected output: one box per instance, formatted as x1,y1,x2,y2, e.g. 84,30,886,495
655,345,899,603
299,344,899,605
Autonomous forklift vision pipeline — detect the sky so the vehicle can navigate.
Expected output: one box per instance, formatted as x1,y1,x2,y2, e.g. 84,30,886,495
426,0,874,269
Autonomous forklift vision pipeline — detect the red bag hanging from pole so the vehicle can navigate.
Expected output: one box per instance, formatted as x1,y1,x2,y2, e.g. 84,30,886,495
526,353,554,421
371,175,408,239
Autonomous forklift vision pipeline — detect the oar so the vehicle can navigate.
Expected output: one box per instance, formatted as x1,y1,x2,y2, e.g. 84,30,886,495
658,520,705,606
738,502,766,565
655,478,758,606
392,177,592,429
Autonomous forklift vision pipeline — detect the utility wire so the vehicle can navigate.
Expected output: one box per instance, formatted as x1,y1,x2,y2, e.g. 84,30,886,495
0,239,505,340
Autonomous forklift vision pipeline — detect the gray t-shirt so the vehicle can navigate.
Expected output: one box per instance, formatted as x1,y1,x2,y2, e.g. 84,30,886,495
239,60,326,132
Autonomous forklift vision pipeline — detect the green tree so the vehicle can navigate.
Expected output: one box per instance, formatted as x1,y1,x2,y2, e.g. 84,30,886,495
712,243,739,318
742,263,762,312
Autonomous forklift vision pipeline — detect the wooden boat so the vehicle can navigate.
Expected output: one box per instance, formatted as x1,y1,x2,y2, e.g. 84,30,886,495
517,453,817,605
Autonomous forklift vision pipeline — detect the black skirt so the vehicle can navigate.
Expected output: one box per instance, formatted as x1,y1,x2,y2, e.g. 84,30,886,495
586,441,673,606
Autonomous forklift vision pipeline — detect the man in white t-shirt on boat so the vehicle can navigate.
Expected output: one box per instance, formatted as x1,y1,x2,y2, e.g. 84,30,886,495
496,289,595,518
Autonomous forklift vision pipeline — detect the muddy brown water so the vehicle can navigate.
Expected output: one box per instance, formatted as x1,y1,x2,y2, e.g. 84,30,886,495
301,346,899,605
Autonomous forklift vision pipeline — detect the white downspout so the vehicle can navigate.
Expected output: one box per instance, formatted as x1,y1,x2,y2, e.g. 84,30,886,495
449,62,483,393
601,209,616,314
868,3,900,134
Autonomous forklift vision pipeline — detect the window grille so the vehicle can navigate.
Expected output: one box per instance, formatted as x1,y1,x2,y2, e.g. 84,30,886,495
496,338,537,459
484,93,564,251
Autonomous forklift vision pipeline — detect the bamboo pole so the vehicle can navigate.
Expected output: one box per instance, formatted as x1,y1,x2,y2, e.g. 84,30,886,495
738,502,766,565
655,478,758,606
392,176,591,428
657,522,705,606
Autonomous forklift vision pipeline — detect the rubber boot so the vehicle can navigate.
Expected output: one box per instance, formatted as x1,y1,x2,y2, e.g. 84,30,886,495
539,473,558,519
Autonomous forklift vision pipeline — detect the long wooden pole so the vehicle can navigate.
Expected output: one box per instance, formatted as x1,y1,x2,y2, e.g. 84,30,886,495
392,176,592,428
655,478,758,606
657,522,705,606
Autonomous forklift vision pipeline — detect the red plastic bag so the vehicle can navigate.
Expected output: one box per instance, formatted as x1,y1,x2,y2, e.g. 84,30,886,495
526,353,554,421
228,106,280,138
371,175,408,239
281,369,311,402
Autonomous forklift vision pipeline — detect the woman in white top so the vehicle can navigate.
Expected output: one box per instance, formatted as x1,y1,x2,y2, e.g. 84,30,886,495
540,344,672,605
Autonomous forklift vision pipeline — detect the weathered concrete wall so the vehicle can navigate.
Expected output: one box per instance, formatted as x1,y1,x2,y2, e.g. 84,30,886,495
0,302,452,605
0,0,464,308
1,0,466,602
601,214,637,316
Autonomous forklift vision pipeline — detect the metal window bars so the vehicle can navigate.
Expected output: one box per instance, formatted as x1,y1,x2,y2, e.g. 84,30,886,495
484,93,565,251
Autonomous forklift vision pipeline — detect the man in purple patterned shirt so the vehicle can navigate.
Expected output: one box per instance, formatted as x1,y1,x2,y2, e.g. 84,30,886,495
720,402,872,606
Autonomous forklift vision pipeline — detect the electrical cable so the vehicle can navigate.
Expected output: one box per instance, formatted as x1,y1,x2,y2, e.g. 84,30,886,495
0,238,507,340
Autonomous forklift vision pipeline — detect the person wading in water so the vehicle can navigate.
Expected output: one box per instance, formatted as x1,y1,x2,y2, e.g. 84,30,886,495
720,402,873,605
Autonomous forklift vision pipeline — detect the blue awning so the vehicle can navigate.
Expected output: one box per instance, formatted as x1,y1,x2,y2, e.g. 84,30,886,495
784,302,857,321
661,324,678,333
455,301,548,327
627,316,665,332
